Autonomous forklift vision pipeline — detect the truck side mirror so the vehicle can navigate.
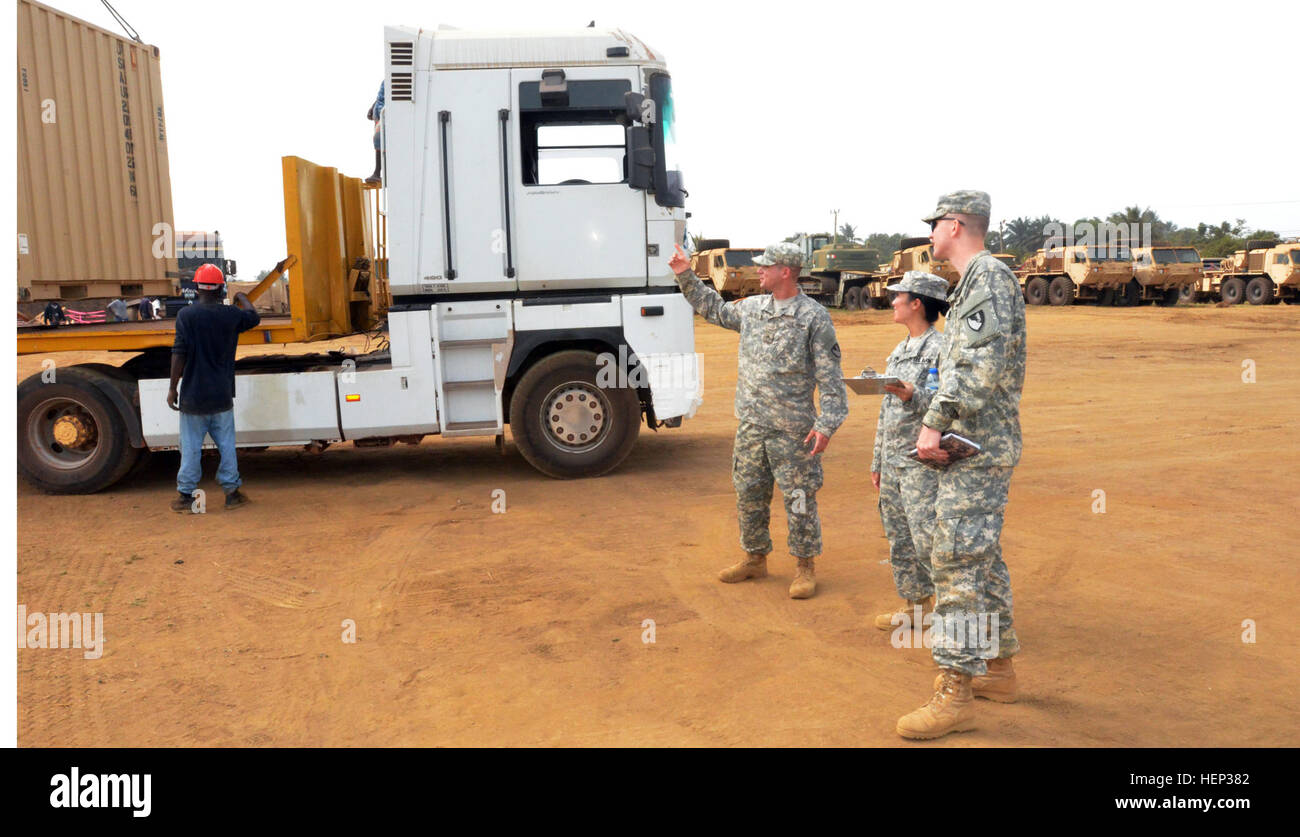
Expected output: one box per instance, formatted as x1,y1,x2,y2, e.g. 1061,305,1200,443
625,125,654,190
226,259,237,277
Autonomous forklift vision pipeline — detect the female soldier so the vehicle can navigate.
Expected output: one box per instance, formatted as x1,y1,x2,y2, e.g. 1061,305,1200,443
869,271,950,632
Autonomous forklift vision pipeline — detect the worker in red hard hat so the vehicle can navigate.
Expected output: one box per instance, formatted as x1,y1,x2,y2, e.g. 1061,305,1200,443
167,263,262,513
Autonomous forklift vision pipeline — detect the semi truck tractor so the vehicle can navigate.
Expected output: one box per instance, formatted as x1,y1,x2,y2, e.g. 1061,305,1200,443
1130,245,1202,306
17,25,702,493
1216,240,1300,305
689,244,765,299
1019,244,1134,306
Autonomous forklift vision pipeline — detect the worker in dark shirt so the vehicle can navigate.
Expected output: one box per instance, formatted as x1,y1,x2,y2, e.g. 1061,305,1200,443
167,263,261,512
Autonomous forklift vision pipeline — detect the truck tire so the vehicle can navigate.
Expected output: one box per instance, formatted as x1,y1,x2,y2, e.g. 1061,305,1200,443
508,349,641,479
1118,280,1141,307
1220,277,1246,305
1025,277,1049,305
18,367,142,493
843,286,863,310
1178,283,1198,304
1048,276,1075,306
1156,287,1181,307
1245,276,1275,305
693,238,730,252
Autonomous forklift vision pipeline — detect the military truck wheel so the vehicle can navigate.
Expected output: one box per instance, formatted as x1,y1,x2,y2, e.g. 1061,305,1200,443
1178,283,1198,304
693,238,730,252
1093,288,1116,306
1118,280,1141,307
508,349,641,479
1220,277,1246,305
18,367,142,494
1048,276,1075,306
868,295,890,310
1025,277,1049,305
843,286,863,310
1156,288,1181,307
1245,276,1275,305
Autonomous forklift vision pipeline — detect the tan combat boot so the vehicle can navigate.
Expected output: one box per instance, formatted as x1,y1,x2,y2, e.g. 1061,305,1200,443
718,552,768,584
934,657,1018,703
897,668,976,740
874,595,934,631
789,556,816,599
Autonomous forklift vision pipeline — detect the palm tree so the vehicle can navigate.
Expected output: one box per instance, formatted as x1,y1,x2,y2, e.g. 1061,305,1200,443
839,223,858,244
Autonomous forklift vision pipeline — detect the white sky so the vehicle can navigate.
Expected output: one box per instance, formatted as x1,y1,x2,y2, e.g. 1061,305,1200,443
20,0,1300,271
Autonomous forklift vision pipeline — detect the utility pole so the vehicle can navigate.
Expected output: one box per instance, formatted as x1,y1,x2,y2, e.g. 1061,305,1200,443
832,209,840,246
998,219,1006,253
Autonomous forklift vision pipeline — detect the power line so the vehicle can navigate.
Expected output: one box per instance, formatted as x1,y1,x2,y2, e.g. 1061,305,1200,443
100,0,142,43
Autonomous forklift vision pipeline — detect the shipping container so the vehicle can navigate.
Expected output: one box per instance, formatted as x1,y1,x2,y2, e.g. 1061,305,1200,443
16,0,178,303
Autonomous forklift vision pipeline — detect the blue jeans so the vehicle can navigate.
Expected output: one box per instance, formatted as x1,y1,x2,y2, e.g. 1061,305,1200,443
177,410,242,495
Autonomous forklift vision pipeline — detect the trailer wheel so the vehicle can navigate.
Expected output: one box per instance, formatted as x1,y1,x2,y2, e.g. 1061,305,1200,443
1178,283,1198,304
1245,276,1275,305
509,350,641,479
17,367,142,494
843,286,863,310
1025,277,1049,305
1048,276,1075,306
1156,287,1181,307
1220,277,1246,305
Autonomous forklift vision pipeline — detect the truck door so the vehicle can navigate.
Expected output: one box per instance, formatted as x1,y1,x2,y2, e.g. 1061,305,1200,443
415,68,515,295
509,67,647,292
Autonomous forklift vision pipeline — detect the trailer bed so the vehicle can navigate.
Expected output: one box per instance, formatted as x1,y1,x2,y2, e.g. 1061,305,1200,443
16,316,299,355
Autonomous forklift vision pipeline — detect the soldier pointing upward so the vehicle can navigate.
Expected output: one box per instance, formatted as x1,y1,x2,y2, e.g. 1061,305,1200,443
669,242,849,599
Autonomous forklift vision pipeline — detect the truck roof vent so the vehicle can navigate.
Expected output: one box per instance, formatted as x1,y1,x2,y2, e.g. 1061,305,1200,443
389,41,414,66
390,72,414,102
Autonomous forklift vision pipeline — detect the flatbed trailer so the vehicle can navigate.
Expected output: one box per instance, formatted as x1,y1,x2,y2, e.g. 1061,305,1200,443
17,315,298,355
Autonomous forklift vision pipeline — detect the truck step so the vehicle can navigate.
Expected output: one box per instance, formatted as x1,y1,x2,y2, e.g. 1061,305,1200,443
443,420,500,433
440,337,503,349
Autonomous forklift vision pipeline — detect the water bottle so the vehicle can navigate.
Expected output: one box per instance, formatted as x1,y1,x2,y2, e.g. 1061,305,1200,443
925,367,939,392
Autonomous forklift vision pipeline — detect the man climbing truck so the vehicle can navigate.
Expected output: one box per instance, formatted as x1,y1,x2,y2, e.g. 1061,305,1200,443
17,25,701,493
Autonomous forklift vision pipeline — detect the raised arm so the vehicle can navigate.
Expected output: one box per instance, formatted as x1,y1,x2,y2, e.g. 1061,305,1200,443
668,244,744,332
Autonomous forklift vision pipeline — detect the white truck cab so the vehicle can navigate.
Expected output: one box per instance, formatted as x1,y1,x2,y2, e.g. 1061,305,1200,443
19,26,702,493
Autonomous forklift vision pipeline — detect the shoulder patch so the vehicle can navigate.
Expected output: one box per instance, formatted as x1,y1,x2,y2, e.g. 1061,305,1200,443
831,342,841,359
966,310,985,332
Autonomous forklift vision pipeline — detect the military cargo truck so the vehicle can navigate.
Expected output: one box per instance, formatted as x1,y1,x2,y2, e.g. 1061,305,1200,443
1131,245,1202,306
791,233,880,306
689,245,765,299
1216,240,1300,305
1019,244,1134,306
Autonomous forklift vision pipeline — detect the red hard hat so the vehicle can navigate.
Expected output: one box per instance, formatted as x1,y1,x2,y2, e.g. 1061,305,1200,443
194,263,225,289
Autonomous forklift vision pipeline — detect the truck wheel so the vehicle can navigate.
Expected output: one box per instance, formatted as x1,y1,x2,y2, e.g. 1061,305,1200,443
18,367,141,493
1118,280,1141,307
1178,283,1198,304
1026,277,1049,305
1245,276,1275,305
1220,277,1246,305
1048,276,1075,306
1156,287,1181,307
508,349,641,479
843,286,863,310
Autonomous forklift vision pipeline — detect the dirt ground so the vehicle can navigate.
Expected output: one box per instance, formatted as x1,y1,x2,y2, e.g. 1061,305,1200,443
16,304,1300,746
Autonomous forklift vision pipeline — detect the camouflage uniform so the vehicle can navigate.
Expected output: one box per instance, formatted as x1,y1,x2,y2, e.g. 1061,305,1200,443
920,241,1027,676
871,325,943,601
674,243,849,558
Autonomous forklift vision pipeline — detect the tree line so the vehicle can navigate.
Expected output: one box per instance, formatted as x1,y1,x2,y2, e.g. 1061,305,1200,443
694,209,1281,262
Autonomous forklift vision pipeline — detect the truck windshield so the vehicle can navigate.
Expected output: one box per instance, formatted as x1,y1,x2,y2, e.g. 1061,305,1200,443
1087,247,1131,262
724,250,764,267
1151,249,1177,264
1174,248,1201,263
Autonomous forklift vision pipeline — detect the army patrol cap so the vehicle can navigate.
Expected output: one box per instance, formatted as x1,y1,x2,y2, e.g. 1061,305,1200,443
752,241,805,268
887,270,950,303
921,190,992,223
